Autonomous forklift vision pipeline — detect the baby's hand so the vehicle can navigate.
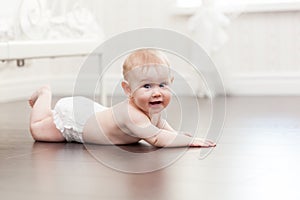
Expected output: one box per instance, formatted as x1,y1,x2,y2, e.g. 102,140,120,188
182,133,216,147
190,138,216,148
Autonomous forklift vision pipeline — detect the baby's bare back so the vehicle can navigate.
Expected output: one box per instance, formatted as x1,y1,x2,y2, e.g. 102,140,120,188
82,107,141,145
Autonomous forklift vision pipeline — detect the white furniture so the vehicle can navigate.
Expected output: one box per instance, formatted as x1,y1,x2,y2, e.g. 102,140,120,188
0,39,100,64
0,39,107,104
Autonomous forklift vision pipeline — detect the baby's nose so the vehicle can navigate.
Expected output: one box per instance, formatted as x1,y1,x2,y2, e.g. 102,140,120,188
151,88,162,97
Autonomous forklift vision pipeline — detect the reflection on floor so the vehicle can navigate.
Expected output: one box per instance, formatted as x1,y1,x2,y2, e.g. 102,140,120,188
0,96,299,200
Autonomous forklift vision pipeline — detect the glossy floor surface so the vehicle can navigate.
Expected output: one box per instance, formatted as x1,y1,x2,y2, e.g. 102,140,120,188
0,96,299,200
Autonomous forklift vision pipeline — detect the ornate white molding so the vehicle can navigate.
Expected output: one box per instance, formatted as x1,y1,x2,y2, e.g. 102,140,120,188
0,0,104,41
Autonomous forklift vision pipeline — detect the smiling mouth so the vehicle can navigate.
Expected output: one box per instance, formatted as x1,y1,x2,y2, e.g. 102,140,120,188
149,101,162,105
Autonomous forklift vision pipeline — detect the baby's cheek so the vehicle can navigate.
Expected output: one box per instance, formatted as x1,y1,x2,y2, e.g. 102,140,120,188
163,94,171,106
136,94,150,105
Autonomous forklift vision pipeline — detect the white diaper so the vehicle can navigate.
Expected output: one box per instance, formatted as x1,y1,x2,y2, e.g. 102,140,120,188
52,96,107,143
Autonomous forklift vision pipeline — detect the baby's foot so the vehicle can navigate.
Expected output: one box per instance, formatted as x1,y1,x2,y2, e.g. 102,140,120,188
28,85,51,107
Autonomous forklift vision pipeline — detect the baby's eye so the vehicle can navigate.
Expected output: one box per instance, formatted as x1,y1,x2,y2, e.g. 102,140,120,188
143,84,151,89
159,83,167,88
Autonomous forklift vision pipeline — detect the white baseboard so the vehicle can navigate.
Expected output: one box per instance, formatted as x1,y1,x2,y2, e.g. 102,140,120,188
1,73,300,102
224,73,300,96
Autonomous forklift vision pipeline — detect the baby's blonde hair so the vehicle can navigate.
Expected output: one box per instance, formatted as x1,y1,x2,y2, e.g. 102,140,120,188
122,49,170,80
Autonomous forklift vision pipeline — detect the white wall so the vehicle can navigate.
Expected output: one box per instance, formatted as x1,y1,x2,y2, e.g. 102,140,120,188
0,0,300,102
214,11,300,95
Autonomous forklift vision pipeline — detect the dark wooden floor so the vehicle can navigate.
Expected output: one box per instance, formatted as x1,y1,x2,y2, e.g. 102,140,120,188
0,96,299,200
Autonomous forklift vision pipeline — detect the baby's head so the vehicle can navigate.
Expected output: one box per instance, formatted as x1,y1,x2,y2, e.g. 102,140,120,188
122,49,170,80
121,49,174,115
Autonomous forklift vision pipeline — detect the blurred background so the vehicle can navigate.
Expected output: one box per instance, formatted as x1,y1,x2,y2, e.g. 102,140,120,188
0,0,300,102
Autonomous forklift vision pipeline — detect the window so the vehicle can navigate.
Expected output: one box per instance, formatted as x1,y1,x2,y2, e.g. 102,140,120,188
176,0,202,8
176,0,300,13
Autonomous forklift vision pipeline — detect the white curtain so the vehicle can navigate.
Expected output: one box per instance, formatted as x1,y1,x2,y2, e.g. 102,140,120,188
188,0,230,54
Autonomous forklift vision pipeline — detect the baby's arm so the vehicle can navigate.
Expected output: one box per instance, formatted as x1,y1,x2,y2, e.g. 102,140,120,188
145,129,216,147
156,118,215,147
126,116,215,148
157,118,175,131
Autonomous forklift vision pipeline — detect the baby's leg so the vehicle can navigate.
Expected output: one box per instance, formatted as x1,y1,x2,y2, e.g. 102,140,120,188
29,86,65,142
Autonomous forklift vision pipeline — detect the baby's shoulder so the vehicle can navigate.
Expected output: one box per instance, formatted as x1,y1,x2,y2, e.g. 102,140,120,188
127,105,149,123
112,100,150,124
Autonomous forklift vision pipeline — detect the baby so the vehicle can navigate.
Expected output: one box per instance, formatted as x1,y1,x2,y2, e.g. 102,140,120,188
29,49,216,148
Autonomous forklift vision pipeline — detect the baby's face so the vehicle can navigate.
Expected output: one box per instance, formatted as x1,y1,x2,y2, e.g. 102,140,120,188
126,65,173,115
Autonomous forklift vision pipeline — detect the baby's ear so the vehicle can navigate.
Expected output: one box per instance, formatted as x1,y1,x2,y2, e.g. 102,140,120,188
170,76,174,83
121,80,132,96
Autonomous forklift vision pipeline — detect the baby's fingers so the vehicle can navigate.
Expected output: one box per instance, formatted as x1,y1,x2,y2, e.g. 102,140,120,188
190,142,210,148
190,138,216,148
199,138,216,147
205,139,217,147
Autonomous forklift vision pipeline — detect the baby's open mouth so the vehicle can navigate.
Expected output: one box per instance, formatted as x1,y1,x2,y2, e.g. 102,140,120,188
149,101,162,105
